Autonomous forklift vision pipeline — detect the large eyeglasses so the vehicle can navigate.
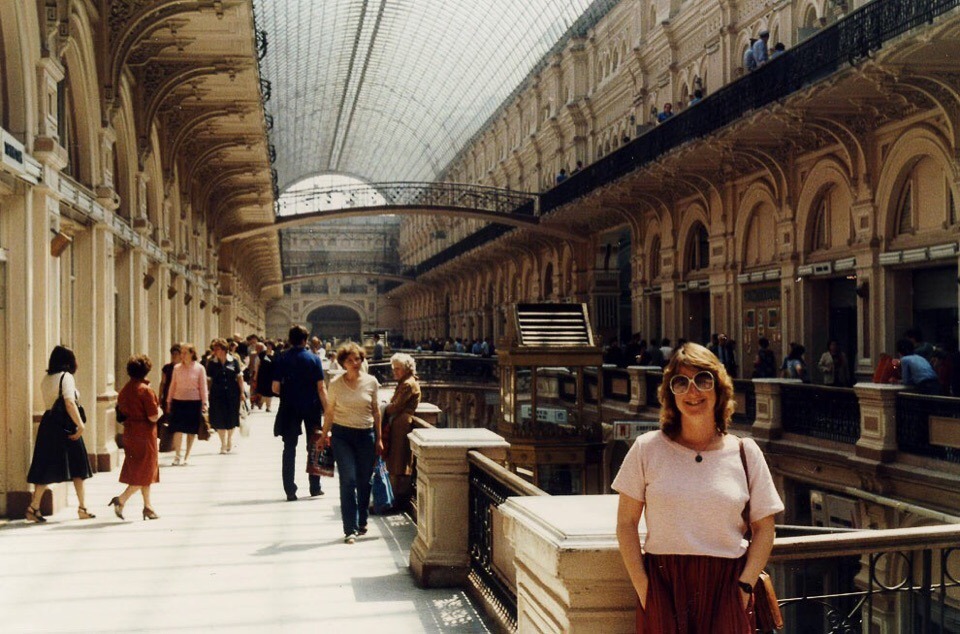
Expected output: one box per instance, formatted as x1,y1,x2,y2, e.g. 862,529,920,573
669,371,715,395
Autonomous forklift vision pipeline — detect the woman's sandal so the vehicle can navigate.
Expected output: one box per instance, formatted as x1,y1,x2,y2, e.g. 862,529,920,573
24,506,46,523
77,506,96,520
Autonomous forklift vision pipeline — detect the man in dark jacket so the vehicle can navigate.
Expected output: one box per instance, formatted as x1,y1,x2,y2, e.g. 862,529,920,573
272,325,329,501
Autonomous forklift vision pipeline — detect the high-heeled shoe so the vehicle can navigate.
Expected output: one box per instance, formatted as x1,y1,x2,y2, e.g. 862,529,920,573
108,497,125,520
78,506,96,520
142,508,159,520
24,506,46,523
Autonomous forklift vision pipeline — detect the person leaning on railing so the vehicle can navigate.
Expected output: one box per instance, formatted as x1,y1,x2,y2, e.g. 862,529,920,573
383,353,422,505
613,342,784,632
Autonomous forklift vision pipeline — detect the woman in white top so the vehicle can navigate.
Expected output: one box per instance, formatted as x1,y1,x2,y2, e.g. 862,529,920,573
25,346,95,523
321,342,383,543
613,343,783,632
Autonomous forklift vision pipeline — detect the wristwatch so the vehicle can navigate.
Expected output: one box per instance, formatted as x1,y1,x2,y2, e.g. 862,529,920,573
737,581,754,594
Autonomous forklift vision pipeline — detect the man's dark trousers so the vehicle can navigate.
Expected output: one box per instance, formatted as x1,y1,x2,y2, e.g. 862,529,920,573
280,405,322,497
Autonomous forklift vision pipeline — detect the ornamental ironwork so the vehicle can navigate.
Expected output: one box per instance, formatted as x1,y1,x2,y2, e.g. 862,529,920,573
276,182,536,218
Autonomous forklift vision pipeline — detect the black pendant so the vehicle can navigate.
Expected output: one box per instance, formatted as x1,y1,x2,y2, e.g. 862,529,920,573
695,454,703,463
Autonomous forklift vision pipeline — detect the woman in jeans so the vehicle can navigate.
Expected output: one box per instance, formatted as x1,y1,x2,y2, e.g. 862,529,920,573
321,342,383,544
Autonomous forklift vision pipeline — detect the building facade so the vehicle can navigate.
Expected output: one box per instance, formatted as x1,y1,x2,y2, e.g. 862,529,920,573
392,0,960,386
0,0,274,516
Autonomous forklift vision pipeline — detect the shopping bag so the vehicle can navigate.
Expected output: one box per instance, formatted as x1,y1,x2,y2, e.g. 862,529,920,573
370,457,394,514
307,432,335,477
239,415,251,438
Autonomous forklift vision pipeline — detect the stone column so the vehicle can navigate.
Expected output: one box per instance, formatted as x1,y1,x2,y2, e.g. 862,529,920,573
409,428,510,587
854,383,905,463
630,366,663,411
0,182,42,517
500,495,636,632
74,223,119,472
752,378,801,441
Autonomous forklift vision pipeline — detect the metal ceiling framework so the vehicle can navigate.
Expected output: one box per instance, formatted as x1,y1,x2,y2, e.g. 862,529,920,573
253,0,619,191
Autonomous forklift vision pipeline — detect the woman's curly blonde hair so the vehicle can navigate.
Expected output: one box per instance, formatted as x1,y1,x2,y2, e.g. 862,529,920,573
657,342,736,438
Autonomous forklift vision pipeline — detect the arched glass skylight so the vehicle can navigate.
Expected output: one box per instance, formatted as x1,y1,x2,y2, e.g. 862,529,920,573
254,0,619,191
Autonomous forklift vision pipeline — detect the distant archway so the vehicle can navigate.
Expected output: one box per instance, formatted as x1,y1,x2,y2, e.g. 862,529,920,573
306,305,363,341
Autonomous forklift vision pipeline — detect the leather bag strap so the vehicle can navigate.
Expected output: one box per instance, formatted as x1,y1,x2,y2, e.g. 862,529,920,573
739,438,753,541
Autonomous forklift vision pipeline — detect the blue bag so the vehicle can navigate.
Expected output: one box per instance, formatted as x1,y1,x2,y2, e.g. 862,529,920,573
370,456,394,514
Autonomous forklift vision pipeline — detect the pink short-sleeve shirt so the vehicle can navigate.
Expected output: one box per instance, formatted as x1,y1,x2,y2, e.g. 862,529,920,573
612,430,784,558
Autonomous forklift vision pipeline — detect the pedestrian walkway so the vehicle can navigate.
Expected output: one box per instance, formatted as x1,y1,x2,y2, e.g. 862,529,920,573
0,409,492,633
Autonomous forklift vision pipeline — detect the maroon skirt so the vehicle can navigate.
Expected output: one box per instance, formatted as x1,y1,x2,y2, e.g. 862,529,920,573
637,553,755,634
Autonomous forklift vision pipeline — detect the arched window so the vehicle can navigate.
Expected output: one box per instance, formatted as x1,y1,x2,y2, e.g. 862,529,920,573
650,236,661,279
688,223,709,272
543,263,554,297
812,195,829,251
950,186,957,225
897,182,914,235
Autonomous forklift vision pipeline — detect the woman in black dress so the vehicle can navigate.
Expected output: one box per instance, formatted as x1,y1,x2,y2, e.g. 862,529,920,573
207,338,244,454
25,346,95,522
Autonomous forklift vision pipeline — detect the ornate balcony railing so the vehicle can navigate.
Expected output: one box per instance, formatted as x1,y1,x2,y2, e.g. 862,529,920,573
369,354,498,386
277,181,536,218
467,451,548,632
896,393,960,464
602,366,632,403
541,0,960,215
769,524,960,633
781,384,861,444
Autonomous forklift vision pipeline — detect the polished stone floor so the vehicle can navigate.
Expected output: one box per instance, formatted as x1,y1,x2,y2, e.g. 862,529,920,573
0,409,491,633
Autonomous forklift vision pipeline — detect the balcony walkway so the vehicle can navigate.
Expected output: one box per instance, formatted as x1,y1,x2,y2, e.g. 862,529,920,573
0,409,492,633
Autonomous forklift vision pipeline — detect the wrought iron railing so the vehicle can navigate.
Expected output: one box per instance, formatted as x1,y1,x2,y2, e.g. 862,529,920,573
277,181,537,218
369,354,498,386
769,524,960,633
733,379,757,426
467,451,548,632
541,0,960,214
896,393,960,464
781,384,861,444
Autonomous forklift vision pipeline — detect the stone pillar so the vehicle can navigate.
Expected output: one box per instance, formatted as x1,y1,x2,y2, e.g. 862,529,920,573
74,223,118,472
752,378,800,441
115,246,135,378
854,383,905,463
1,183,41,517
414,402,442,427
500,495,636,633
409,428,510,587
630,366,663,411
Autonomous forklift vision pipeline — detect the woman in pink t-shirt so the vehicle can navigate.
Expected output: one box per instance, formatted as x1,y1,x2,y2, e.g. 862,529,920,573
613,343,783,633
165,343,209,466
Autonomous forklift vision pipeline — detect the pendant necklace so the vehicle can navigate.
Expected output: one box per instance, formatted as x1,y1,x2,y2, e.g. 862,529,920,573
683,433,718,463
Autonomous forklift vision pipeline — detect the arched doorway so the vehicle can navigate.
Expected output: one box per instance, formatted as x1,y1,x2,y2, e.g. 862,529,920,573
307,305,362,341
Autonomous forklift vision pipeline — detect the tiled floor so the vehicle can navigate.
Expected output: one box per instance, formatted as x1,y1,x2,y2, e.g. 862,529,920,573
0,409,491,633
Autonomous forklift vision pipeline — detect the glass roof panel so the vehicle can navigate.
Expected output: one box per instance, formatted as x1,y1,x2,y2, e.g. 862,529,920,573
254,0,619,191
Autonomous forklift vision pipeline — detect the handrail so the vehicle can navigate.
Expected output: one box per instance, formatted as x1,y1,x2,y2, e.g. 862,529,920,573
467,450,548,498
770,523,960,561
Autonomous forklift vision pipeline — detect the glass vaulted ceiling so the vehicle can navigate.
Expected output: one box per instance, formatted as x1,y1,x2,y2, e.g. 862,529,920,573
254,0,618,192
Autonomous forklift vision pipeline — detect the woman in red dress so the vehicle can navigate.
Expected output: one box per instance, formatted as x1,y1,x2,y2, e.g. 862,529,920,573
109,355,163,520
